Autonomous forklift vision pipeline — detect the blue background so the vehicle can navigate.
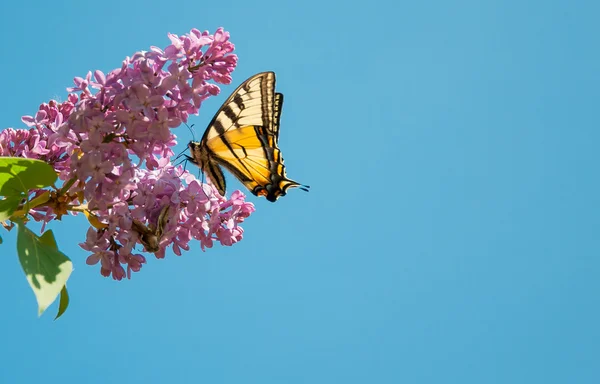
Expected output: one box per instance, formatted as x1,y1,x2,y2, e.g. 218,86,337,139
1,0,599,383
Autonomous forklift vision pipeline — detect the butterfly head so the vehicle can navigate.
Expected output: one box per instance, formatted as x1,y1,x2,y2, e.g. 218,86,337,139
187,140,205,166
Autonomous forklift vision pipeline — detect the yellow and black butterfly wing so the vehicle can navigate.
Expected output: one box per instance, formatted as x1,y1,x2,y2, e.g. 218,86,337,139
197,72,309,202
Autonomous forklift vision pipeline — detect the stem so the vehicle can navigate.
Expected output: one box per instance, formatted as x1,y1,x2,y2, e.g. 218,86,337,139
59,177,77,195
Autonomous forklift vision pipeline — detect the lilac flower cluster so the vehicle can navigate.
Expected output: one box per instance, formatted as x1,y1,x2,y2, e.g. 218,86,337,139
0,28,255,280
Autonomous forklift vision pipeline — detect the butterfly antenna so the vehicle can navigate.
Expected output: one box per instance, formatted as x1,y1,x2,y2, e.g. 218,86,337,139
184,122,197,142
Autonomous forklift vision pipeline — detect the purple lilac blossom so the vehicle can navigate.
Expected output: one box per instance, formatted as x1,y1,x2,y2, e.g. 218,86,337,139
0,28,255,280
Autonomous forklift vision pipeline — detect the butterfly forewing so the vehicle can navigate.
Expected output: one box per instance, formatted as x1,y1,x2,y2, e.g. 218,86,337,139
203,72,277,141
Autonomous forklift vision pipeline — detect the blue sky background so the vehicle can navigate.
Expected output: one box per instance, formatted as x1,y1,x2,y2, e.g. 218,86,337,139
1,0,599,383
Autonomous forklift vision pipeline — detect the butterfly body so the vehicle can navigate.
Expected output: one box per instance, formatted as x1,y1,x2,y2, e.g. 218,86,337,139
187,72,309,202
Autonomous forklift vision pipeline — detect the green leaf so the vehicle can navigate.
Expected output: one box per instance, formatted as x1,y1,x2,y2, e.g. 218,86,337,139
41,230,71,320
54,285,70,320
39,229,58,249
0,157,57,196
0,196,23,221
16,222,73,317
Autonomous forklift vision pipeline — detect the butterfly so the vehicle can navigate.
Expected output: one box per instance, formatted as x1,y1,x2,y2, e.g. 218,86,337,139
131,205,171,253
186,71,309,202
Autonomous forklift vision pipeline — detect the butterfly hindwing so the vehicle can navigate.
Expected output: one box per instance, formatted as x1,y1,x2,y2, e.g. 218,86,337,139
272,92,283,140
211,125,301,201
